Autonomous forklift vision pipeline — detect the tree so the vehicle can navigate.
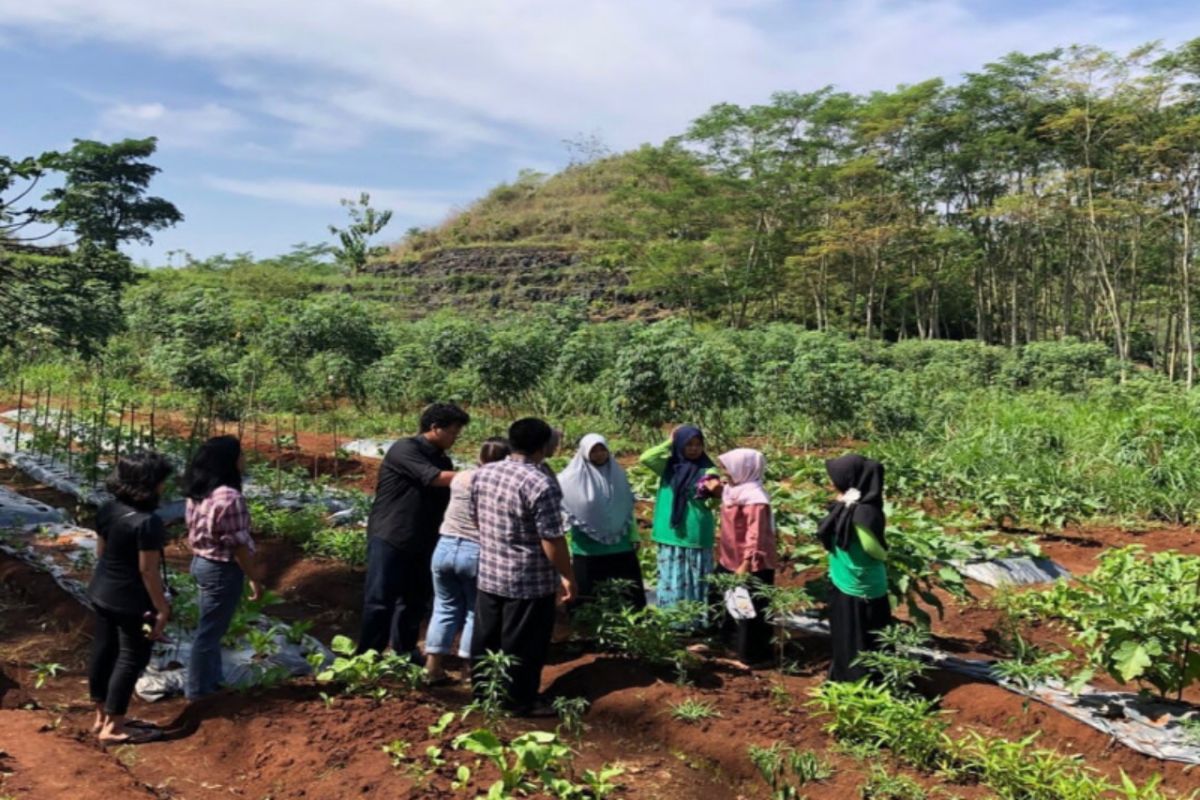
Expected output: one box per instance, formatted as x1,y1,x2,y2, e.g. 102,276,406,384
0,153,53,241
329,192,393,275
42,137,182,250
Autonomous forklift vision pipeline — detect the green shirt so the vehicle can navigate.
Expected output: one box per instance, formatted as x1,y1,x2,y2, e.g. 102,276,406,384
828,524,889,599
639,439,717,550
568,519,638,557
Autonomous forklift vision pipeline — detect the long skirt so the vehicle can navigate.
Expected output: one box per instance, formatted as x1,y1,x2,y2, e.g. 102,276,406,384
715,565,775,664
655,544,714,631
573,549,647,611
828,584,892,682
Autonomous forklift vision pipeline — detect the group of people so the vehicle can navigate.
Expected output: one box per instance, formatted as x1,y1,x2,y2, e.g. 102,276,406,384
82,401,891,741
357,404,892,716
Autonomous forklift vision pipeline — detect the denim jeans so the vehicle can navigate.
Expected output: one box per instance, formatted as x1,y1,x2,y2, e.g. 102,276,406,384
187,555,244,700
425,536,480,658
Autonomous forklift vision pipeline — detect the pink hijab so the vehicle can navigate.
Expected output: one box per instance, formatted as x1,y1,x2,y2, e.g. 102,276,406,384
718,448,770,506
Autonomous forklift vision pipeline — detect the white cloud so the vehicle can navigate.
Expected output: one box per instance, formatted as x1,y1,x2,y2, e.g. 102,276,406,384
5,0,1196,157
97,101,246,148
202,175,462,221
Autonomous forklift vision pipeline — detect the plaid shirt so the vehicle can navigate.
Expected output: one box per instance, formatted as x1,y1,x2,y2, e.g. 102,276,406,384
186,486,255,562
472,457,565,599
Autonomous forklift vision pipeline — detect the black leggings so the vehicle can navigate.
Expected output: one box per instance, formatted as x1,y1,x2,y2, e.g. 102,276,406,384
88,605,153,716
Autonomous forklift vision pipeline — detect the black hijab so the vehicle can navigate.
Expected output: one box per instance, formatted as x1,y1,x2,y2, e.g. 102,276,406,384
664,425,714,529
816,454,887,553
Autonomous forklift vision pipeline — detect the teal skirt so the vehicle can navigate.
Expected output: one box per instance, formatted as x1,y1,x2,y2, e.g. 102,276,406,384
655,544,714,609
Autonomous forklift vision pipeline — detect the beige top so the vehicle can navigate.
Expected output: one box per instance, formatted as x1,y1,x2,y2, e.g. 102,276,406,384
439,469,478,541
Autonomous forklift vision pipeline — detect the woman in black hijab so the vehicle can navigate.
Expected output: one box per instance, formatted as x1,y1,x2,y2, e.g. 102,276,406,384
817,454,891,682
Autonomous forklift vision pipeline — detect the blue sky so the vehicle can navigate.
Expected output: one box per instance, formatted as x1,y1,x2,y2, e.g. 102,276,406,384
1,0,1198,265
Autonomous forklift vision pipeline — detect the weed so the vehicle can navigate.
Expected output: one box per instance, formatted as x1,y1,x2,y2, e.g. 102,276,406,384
552,696,590,742
859,766,927,800
668,698,721,724
31,662,63,689
749,742,833,799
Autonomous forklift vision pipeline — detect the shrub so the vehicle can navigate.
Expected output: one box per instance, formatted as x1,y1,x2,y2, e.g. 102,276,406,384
1001,339,1114,392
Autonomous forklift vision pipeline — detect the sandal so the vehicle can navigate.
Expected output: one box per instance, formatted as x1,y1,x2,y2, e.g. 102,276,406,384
425,674,458,688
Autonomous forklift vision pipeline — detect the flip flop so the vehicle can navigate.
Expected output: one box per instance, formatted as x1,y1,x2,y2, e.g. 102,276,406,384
425,674,458,688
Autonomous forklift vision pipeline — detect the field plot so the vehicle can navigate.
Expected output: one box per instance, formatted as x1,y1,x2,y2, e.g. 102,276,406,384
3,401,1200,800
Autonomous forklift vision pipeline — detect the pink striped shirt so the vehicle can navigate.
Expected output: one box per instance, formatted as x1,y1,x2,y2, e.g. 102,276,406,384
186,486,255,562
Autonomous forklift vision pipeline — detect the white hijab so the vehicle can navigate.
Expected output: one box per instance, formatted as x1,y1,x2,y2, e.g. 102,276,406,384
558,433,635,546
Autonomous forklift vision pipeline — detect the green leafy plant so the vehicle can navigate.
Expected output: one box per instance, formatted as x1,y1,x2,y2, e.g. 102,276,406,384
32,662,63,689
429,711,456,737
859,766,926,800
668,698,721,724
748,742,833,799
552,696,590,743
245,626,282,659
284,619,315,646
852,623,931,696
1007,546,1200,699
381,738,410,767
452,727,622,800
807,681,949,771
315,635,423,700
464,650,518,727
574,579,702,671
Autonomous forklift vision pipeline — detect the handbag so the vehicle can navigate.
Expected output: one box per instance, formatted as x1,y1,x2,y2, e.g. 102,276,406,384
724,585,756,620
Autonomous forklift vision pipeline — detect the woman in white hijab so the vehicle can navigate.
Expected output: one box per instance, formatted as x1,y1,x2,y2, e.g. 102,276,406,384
558,433,645,610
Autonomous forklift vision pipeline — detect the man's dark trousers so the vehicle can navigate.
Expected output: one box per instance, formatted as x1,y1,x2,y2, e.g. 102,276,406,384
470,588,557,713
357,536,433,657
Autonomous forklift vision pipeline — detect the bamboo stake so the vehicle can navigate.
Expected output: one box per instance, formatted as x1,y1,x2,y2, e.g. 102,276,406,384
65,406,74,476
114,401,126,464
332,413,339,481
14,378,24,452
275,416,283,495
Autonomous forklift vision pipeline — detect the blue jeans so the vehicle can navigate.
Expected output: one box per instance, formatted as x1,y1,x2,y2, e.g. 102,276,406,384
187,556,244,700
425,536,480,658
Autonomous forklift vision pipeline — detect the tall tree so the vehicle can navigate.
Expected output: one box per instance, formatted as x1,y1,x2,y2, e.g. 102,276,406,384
42,137,182,250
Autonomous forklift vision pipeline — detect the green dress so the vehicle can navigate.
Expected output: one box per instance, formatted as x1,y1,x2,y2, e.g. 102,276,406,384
639,439,718,608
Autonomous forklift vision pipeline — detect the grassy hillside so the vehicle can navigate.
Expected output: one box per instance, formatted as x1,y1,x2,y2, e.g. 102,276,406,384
388,152,639,259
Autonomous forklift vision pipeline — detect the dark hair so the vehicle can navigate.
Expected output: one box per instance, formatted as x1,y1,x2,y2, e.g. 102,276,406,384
184,435,243,501
479,437,511,464
106,451,174,511
507,418,553,456
419,403,471,433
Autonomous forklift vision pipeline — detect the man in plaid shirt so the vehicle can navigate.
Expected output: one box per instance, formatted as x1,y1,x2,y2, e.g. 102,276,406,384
470,417,576,716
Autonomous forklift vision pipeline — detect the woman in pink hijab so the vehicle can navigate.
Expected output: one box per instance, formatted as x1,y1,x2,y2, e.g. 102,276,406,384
706,448,777,667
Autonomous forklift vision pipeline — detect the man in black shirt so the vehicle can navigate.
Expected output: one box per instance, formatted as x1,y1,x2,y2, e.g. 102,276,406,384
357,403,470,658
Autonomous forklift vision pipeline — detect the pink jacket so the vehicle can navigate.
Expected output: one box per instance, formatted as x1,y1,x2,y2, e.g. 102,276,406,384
718,503,777,573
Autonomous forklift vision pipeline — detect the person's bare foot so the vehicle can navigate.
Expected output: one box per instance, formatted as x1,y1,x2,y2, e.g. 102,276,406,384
98,722,163,745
